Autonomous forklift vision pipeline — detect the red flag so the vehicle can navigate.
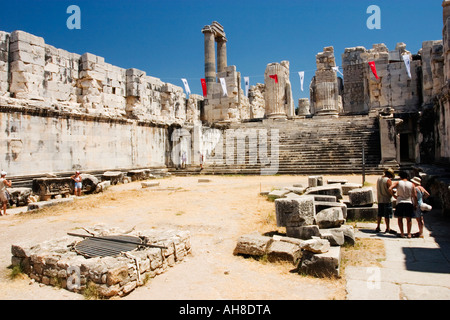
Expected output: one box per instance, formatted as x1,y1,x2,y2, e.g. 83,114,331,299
200,78,207,97
269,74,278,83
368,61,379,80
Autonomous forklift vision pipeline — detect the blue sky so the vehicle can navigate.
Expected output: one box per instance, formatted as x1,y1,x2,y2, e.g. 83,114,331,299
0,0,443,104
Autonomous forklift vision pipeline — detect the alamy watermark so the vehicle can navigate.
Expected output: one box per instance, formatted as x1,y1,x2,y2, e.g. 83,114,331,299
367,5,381,30
67,5,81,30
366,267,381,290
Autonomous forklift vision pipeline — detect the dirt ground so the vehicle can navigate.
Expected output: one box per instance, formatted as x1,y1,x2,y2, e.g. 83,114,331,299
0,174,384,300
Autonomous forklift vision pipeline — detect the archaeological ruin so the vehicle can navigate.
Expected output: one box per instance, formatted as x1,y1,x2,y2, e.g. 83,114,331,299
0,3,449,215
3,1,450,299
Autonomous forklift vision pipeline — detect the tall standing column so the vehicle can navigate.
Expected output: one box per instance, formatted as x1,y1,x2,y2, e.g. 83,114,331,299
202,28,216,86
217,37,227,74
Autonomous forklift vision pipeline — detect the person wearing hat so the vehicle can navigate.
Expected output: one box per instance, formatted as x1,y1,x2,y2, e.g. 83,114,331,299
0,171,12,216
70,171,82,196
375,168,396,234
411,176,430,238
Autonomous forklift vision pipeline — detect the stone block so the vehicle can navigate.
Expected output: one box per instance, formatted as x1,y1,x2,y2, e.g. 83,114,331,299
286,225,321,239
312,195,337,203
348,187,374,206
315,207,345,229
7,187,32,207
315,201,348,219
319,228,345,246
342,183,363,195
308,176,323,187
346,205,378,221
300,238,330,254
10,30,45,47
275,195,315,227
305,184,343,200
267,189,289,200
299,246,341,278
266,240,302,264
339,225,356,246
284,186,306,194
233,232,273,256
326,179,348,185
141,182,160,188
27,198,74,211
101,171,124,185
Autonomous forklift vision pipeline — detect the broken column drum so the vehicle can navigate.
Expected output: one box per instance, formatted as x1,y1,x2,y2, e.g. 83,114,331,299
264,61,294,119
310,47,341,116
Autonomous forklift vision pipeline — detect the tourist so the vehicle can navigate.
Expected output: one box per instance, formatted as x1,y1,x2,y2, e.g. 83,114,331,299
375,168,396,234
200,153,204,170
71,171,82,196
181,151,187,169
389,171,417,238
410,176,431,238
0,171,12,216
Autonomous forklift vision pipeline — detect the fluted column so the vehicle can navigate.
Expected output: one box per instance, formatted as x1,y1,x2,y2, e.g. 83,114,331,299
217,37,227,73
202,29,216,85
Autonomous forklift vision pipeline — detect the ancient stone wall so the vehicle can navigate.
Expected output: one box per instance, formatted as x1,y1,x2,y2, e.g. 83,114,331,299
342,43,424,114
0,106,169,176
0,30,199,125
0,29,206,176
203,65,250,124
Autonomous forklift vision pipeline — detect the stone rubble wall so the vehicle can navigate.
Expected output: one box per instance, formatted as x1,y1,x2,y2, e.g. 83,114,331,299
10,225,191,298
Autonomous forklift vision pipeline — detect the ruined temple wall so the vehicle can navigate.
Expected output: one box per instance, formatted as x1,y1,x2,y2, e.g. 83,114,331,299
342,43,424,114
0,107,168,176
0,30,194,125
203,65,249,124
422,40,444,105
0,31,10,95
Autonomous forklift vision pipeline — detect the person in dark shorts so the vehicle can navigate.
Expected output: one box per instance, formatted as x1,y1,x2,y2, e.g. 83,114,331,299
376,168,396,234
389,171,417,238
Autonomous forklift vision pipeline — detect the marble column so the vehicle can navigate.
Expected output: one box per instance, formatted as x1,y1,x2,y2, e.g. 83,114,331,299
217,37,227,74
202,28,216,85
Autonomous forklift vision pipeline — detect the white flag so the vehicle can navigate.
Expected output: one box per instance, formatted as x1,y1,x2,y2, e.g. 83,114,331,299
332,66,344,77
298,72,305,91
402,55,411,79
244,76,250,97
220,78,228,97
181,78,191,96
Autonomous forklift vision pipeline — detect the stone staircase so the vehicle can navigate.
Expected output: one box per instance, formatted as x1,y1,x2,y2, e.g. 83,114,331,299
198,115,383,175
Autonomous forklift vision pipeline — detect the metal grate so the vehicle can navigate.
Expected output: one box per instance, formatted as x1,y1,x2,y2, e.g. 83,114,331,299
73,235,143,258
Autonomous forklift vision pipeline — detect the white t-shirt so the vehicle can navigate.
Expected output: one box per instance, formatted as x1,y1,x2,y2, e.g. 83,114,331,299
396,180,414,204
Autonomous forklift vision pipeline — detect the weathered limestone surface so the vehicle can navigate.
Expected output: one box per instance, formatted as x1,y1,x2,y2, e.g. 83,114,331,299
342,42,422,114
348,187,374,207
315,207,345,229
299,246,341,278
248,83,266,119
11,225,191,298
0,109,169,176
264,61,294,119
233,232,273,256
275,196,316,227
310,47,342,116
297,98,311,117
